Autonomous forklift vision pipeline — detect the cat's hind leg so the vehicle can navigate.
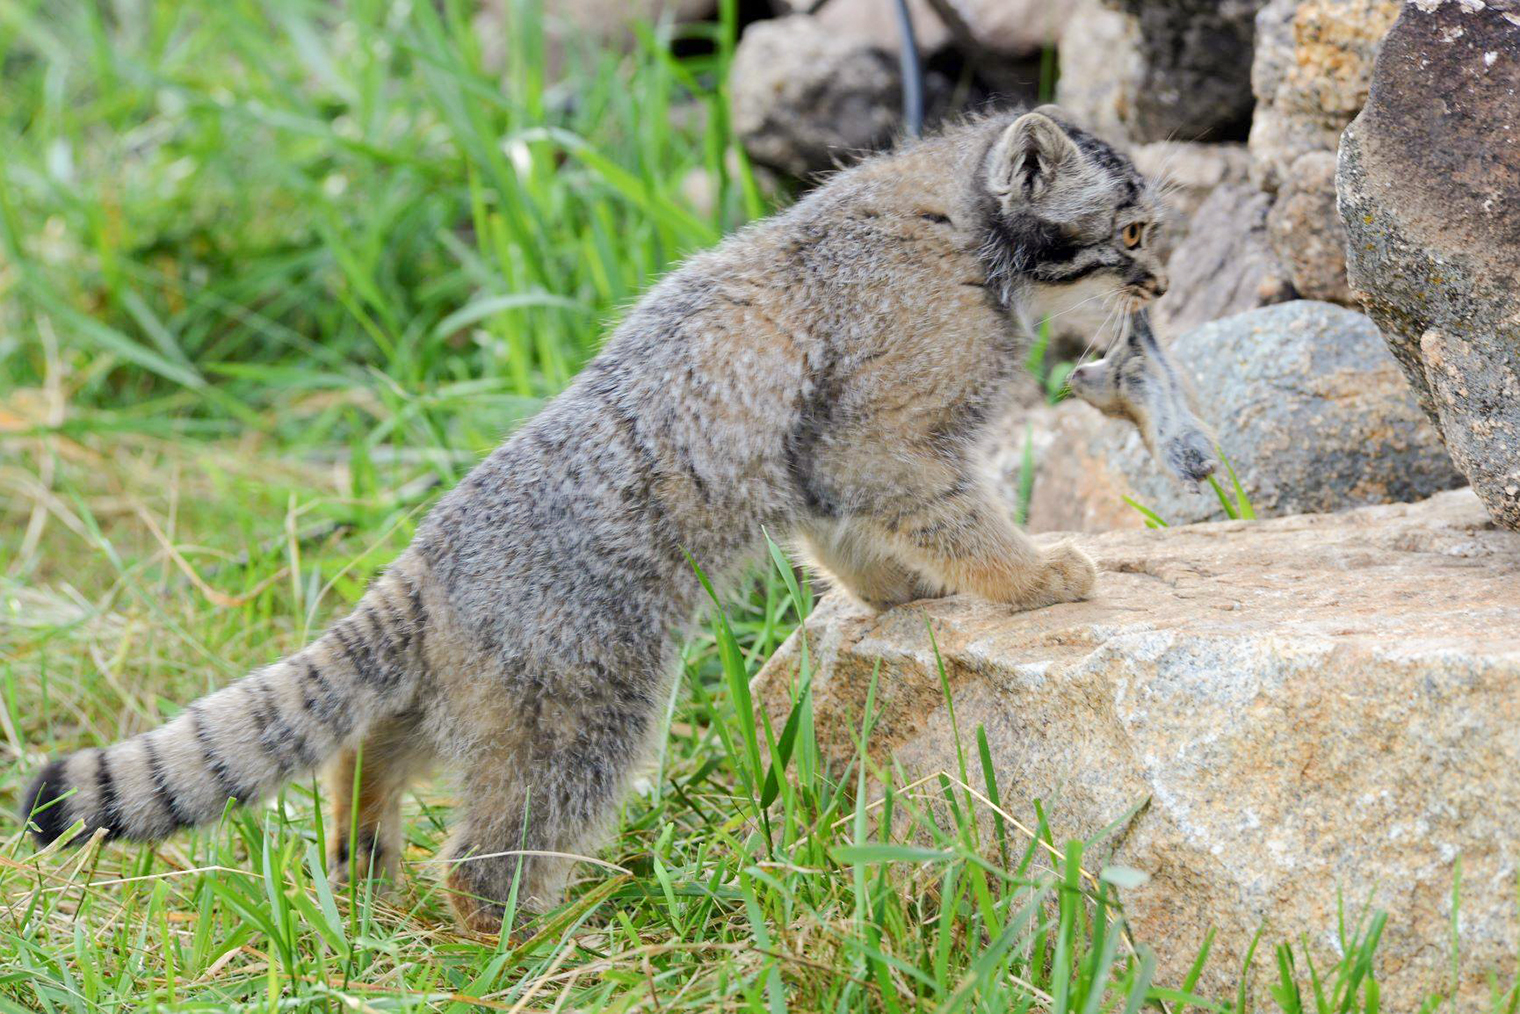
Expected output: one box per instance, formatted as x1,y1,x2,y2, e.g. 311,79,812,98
441,678,664,934
327,710,434,886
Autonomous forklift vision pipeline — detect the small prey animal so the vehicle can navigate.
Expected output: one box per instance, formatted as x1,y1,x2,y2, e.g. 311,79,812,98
20,107,1215,931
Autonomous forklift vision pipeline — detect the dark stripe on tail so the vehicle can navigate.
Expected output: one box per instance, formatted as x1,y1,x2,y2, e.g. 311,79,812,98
301,661,354,739
19,758,75,846
358,607,402,694
94,750,122,838
251,677,318,771
142,737,196,831
331,624,377,691
189,705,254,804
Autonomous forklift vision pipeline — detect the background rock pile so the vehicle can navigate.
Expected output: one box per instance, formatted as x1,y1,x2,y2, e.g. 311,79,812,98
546,0,1520,551
597,0,1514,539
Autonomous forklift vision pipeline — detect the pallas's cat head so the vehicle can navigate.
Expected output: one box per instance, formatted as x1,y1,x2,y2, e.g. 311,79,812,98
974,106,1166,315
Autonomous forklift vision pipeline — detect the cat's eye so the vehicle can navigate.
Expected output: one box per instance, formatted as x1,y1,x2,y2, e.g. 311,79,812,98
1121,222,1144,249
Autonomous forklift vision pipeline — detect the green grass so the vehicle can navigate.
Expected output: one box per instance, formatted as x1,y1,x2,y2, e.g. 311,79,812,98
0,1,1501,1010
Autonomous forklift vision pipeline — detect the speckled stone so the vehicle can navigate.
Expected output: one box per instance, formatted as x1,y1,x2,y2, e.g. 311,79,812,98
1337,0,1520,531
755,489,1520,1009
1249,0,1401,192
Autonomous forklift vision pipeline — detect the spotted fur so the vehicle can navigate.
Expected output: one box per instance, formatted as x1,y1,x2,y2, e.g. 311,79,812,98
20,108,1196,932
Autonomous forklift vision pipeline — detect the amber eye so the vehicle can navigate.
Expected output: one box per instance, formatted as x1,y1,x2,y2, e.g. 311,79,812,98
1121,222,1144,249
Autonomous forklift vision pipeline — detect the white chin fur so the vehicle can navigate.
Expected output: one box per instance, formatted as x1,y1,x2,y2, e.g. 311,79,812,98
1025,274,1125,335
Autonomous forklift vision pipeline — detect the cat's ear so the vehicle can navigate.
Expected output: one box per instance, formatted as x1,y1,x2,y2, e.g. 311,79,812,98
987,112,1079,203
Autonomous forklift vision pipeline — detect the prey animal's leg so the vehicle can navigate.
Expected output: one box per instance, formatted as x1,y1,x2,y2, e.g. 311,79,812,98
327,711,434,886
870,484,1095,611
442,682,663,934
1067,306,1217,482
795,521,947,611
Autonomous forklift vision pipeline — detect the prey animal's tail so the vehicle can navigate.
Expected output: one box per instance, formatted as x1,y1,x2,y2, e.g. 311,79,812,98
19,559,435,847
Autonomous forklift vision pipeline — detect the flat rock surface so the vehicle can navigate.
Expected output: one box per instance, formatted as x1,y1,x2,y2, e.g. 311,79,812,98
755,490,1520,1008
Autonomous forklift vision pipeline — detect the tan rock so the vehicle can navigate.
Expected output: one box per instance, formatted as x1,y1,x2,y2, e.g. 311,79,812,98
1249,0,1401,192
1012,402,1148,534
755,489,1520,1010
1265,151,1351,303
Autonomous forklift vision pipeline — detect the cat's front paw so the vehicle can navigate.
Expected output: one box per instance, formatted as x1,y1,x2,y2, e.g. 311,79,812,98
1035,542,1097,605
1162,428,1217,484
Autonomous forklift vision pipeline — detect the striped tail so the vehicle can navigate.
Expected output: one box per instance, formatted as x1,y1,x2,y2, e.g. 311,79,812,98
19,561,434,847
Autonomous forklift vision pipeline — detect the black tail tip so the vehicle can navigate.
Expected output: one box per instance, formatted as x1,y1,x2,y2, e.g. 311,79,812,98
19,758,74,846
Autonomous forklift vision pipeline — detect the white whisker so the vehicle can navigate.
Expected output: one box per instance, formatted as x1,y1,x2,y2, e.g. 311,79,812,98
1038,285,1126,326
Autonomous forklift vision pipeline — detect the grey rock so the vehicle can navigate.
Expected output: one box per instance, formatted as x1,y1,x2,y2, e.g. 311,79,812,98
1022,301,1463,532
755,488,1520,1011
773,0,951,55
729,16,904,179
933,0,1073,56
1055,0,1144,143
1337,0,1520,532
729,14,972,180
1153,183,1295,336
775,0,1072,58
1057,0,1264,144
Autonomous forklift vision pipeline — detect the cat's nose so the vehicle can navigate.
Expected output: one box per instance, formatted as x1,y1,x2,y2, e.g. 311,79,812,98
1149,273,1168,297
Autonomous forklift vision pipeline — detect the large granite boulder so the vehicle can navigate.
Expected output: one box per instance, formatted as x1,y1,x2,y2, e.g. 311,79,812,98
755,489,1520,1010
1057,0,1265,144
1022,301,1461,532
1338,0,1520,532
